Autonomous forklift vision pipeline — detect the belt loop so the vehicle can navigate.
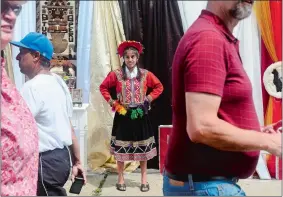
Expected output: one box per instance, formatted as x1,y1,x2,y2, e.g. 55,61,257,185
188,174,194,191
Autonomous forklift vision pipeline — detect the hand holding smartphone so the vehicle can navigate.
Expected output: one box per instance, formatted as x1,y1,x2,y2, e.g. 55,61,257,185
273,120,282,132
69,174,84,194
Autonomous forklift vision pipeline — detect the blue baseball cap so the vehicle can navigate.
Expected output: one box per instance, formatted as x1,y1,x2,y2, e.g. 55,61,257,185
10,32,54,60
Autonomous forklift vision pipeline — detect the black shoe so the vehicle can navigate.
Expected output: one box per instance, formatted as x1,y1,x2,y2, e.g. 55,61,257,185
140,183,150,192
116,183,126,191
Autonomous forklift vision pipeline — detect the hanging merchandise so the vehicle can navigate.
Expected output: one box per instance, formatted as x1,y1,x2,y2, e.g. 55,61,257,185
263,61,282,100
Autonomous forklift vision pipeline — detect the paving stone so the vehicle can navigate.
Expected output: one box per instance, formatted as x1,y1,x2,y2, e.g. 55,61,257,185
64,169,281,196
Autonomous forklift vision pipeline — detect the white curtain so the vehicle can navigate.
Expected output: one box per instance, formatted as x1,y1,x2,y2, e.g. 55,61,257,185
233,12,264,126
87,1,128,172
12,1,36,90
233,12,269,179
177,1,207,32
76,1,94,103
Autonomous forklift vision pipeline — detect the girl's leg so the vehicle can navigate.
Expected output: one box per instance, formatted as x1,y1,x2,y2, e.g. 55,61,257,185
117,161,125,184
140,161,147,184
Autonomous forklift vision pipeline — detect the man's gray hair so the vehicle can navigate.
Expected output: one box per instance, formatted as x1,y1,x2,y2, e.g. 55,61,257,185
39,56,51,68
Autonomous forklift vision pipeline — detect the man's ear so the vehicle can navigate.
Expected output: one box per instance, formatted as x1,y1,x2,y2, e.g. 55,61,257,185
33,52,41,61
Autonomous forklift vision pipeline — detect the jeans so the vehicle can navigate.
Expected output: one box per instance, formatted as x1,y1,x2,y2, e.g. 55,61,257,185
163,174,246,196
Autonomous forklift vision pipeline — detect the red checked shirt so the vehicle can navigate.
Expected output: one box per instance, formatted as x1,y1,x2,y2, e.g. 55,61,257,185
166,10,260,178
1,57,39,196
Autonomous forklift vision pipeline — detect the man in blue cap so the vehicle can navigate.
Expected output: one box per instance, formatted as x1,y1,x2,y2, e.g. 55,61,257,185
11,32,86,196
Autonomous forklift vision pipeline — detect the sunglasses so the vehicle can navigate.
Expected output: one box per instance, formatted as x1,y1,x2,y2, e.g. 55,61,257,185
1,1,22,16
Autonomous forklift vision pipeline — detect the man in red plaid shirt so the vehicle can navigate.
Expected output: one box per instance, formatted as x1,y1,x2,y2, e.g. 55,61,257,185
164,0,281,196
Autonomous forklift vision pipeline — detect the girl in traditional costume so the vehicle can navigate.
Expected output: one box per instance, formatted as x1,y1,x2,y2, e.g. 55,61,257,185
100,41,163,192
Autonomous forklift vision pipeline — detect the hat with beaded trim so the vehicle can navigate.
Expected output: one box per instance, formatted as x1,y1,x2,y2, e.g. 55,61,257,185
117,40,144,57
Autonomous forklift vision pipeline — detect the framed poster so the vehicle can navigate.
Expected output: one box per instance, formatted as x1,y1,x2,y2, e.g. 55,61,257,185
71,88,82,107
36,0,79,88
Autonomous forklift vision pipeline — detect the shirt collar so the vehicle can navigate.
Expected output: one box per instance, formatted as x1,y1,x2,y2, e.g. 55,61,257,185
200,10,238,44
126,66,138,79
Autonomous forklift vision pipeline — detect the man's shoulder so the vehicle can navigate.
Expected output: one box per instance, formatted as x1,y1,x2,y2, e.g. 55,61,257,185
178,29,225,56
173,18,227,68
186,17,220,35
22,78,36,90
182,18,224,45
22,75,52,92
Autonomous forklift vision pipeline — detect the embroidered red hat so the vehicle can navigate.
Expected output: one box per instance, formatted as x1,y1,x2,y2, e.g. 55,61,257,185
117,40,144,57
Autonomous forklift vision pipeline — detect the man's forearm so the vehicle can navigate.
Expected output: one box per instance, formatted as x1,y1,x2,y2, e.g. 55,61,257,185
69,122,81,165
191,118,272,152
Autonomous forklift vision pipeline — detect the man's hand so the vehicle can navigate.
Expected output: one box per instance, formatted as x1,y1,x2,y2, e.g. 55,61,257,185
261,121,282,157
261,125,278,134
71,163,87,185
261,120,282,134
266,132,282,157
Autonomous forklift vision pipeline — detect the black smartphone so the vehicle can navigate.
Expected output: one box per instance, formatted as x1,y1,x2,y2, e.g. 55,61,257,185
69,175,84,194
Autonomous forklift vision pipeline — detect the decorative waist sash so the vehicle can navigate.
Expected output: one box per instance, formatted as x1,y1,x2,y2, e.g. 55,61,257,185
112,101,150,120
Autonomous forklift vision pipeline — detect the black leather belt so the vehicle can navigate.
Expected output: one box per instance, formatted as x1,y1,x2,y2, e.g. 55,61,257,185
164,170,238,183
